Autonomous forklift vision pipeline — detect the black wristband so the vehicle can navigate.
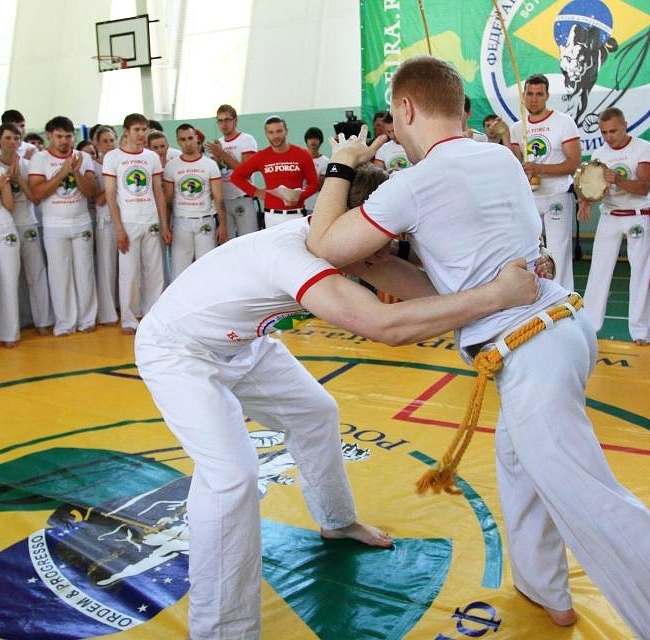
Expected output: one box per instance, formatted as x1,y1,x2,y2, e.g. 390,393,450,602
396,239,411,261
325,162,356,183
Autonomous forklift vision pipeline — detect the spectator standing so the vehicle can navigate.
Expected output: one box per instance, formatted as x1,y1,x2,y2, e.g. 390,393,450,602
164,123,225,279
206,104,259,238
93,125,119,326
103,113,170,335
303,126,329,214
28,116,97,337
1,109,37,159
231,115,318,228
577,107,650,345
373,113,411,173
509,74,581,290
462,96,488,142
0,124,52,334
0,171,18,347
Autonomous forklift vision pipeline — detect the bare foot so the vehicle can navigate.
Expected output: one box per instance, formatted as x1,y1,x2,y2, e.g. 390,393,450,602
544,607,577,626
634,339,648,346
515,587,576,627
36,326,51,336
2,340,19,348
321,522,393,548
122,327,137,335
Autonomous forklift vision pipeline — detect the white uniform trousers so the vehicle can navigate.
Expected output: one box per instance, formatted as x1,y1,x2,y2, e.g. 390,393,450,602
225,195,258,239
263,209,304,229
94,215,118,325
493,310,650,639
118,221,164,331
43,223,97,336
16,223,52,329
170,215,216,280
0,222,21,342
533,191,576,291
583,212,650,341
135,326,356,640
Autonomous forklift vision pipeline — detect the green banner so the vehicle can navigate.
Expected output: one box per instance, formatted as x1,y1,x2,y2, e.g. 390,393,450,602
361,0,650,152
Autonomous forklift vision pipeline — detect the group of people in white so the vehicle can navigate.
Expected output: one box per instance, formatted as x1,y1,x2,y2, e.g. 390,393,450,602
1,73,648,347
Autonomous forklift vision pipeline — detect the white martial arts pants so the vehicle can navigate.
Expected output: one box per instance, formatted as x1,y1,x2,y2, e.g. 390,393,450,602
225,195,258,239
135,324,356,640
170,215,216,280
493,309,650,639
534,191,576,291
16,223,52,329
118,221,164,331
263,210,303,229
95,213,118,325
583,212,650,341
43,223,98,336
0,222,21,342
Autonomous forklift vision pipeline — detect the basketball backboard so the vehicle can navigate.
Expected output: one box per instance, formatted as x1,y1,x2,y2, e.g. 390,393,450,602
95,14,152,72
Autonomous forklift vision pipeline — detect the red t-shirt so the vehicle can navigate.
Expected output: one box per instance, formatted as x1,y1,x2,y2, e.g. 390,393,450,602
231,144,318,209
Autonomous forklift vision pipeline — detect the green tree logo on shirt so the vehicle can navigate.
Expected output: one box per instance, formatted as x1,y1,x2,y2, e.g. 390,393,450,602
180,176,204,200
125,168,148,195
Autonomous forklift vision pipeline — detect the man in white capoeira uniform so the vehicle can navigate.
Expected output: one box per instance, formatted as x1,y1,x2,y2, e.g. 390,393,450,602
28,116,97,337
164,123,225,279
103,113,170,334
92,125,119,326
0,123,52,333
135,159,542,640
509,74,581,291
307,57,650,638
206,104,259,239
577,107,650,345
0,171,19,347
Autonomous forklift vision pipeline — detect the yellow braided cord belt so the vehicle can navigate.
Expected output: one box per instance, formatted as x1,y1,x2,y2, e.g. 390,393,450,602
416,293,583,495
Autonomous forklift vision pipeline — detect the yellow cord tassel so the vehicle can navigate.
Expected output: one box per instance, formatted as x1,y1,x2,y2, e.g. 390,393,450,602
416,293,583,495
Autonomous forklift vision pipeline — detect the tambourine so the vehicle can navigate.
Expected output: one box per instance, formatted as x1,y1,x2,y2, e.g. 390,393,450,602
573,160,608,202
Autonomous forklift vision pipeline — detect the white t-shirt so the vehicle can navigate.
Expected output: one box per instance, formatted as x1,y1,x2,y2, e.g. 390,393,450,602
0,157,37,226
164,155,221,218
374,140,412,173
218,132,258,200
28,149,94,227
146,216,338,355
511,110,580,196
361,136,567,351
18,141,36,159
102,147,163,225
304,154,330,211
591,136,650,213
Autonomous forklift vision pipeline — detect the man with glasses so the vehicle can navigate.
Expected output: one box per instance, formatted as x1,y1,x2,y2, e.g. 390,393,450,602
206,104,259,239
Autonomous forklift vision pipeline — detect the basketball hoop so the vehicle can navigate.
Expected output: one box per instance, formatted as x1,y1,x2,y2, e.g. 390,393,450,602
92,55,128,72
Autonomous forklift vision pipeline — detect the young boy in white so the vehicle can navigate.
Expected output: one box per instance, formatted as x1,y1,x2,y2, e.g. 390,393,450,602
103,113,170,334
0,124,52,333
164,123,224,279
28,116,97,337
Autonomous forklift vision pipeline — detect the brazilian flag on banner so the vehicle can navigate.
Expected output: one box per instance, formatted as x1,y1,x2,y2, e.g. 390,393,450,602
360,0,650,153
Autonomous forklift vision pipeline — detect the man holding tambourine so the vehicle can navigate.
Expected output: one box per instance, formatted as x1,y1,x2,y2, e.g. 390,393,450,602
575,107,650,345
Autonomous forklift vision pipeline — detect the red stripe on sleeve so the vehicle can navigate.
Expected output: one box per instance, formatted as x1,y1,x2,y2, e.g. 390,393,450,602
295,268,341,303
